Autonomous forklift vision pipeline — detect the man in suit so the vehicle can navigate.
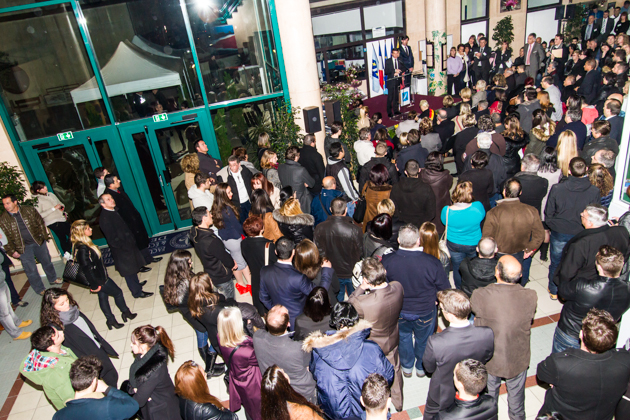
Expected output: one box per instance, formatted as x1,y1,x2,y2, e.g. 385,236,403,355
259,237,333,328
278,146,316,213
399,35,414,88
103,175,160,271
298,133,325,197
98,194,152,299
433,109,455,146
547,34,569,79
471,256,537,420
384,48,407,117
523,33,546,79
348,257,404,412
576,58,600,105
598,9,615,39
547,108,587,149
422,289,494,420
581,15,600,49
603,98,624,144
220,155,253,223
252,305,317,403
472,37,491,84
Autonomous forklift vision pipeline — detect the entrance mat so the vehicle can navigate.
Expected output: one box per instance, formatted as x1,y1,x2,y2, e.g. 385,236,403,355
101,230,191,267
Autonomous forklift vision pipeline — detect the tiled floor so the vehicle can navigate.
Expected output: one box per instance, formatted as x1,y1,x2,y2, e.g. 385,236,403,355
0,248,562,420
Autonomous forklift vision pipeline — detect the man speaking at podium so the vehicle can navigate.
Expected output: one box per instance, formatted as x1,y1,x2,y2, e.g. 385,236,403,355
385,48,408,118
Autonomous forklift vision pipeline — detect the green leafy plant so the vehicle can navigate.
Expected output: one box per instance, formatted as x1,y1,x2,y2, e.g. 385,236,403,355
0,162,37,211
492,16,515,49
250,101,304,164
564,3,590,41
321,83,362,174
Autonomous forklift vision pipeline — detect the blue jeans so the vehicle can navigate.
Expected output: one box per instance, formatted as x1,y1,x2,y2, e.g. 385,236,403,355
448,241,477,289
548,231,575,295
20,241,58,294
552,326,580,353
337,278,354,302
398,306,437,373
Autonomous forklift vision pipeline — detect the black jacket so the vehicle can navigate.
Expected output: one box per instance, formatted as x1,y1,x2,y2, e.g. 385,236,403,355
129,345,181,420
62,312,118,387
472,46,492,72
189,226,234,285
501,134,529,177
581,135,620,164
272,210,314,245
396,143,429,174
554,225,629,286
221,167,252,207
452,127,480,175
99,209,148,277
104,188,150,250
433,120,455,145
390,177,436,229
607,115,624,144
464,148,507,194
314,216,363,278
577,69,600,105
298,145,326,195
75,244,107,289
494,49,511,71
558,274,630,339
459,257,498,297
384,57,407,89
178,397,237,420
436,395,498,420
458,169,494,211
513,172,549,215
241,236,277,315
423,324,494,416
358,156,399,193
537,348,630,420
545,176,601,235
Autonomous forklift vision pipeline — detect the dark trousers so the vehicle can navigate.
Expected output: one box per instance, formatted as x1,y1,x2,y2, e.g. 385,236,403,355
97,278,129,321
123,273,143,298
239,201,251,224
48,221,72,254
95,346,119,388
386,83,399,116
447,74,459,96
474,67,489,84
0,249,20,304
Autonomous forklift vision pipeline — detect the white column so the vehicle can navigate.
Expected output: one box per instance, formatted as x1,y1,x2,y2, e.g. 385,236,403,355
275,0,326,156
426,0,448,95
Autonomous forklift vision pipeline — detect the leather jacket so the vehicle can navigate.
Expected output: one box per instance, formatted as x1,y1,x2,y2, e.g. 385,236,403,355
314,216,363,278
75,244,108,288
0,205,50,255
558,275,630,339
272,210,314,245
460,257,498,297
178,397,237,420
436,395,498,420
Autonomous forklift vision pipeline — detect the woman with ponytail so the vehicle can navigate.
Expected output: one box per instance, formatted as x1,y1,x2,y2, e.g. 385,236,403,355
261,365,325,420
127,325,181,420
175,360,237,420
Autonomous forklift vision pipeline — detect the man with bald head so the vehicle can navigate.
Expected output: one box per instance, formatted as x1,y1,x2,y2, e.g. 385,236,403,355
459,237,499,297
310,176,344,226
252,304,317,403
471,255,537,420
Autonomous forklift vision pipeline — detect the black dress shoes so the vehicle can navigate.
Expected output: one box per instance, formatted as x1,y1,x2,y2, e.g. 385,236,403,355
139,267,152,273
135,292,154,299
139,280,147,287
151,257,163,263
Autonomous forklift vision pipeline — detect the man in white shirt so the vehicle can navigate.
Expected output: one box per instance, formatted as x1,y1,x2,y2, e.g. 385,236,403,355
221,155,253,223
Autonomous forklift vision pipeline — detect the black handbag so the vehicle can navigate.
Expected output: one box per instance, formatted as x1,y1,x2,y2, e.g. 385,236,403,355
224,345,240,393
353,197,367,224
62,256,89,287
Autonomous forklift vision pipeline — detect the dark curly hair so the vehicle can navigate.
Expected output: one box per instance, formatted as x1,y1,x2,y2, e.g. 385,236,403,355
40,288,78,330
261,365,324,420
163,250,193,306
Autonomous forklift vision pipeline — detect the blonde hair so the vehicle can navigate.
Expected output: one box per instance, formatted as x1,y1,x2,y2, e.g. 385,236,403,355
443,95,454,108
538,91,551,112
180,154,199,174
460,87,472,100
419,100,429,110
475,80,487,92
360,106,370,120
217,306,247,348
377,199,395,216
258,132,270,148
459,102,472,116
279,198,303,217
70,220,101,258
260,150,277,169
556,130,579,177
452,181,474,204
398,132,409,147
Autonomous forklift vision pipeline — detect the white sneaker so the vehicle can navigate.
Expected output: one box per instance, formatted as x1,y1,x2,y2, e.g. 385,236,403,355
63,252,72,260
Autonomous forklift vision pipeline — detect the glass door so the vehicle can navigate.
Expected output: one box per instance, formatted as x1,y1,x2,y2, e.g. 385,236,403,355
118,109,219,233
20,125,128,245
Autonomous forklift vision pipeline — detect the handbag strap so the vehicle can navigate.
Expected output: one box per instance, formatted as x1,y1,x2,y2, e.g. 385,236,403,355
264,243,270,266
319,193,330,216
442,208,450,242
226,345,240,371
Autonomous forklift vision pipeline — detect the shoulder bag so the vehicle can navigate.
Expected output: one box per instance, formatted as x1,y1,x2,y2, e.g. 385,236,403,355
224,345,241,393
439,208,451,258
62,250,90,287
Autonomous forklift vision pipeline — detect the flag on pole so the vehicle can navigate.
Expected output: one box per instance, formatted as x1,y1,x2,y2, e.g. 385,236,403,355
371,44,380,94
378,43,385,92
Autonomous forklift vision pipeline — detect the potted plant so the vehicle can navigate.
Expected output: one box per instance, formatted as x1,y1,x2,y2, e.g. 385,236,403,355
492,16,515,49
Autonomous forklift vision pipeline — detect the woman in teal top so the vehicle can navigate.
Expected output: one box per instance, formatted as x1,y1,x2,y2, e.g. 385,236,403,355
441,181,486,289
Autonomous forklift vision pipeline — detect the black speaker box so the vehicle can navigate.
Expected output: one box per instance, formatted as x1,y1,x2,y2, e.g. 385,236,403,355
303,106,322,133
324,100,342,124
555,5,565,20
566,4,576,19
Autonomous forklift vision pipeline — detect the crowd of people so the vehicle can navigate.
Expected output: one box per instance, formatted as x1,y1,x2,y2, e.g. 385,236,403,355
4,9,630,419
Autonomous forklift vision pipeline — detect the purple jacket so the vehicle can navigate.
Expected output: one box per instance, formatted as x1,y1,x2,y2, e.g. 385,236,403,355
218,337,261,420
447,56,463,75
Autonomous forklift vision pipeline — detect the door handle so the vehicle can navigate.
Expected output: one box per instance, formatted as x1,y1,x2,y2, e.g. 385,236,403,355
87,136,92,145
163,170,172,184
158,175,164,187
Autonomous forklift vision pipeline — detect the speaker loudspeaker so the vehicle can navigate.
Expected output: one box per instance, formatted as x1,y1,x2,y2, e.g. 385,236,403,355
565,4,576,19
555,5,565,20
324,100,342,124
303,106,322,133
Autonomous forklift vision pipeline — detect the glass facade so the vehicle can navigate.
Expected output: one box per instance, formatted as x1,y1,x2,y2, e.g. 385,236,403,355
461,0,488,21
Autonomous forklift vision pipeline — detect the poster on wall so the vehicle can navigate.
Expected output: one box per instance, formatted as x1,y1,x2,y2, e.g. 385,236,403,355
500,0,521,12
367,37,395,97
